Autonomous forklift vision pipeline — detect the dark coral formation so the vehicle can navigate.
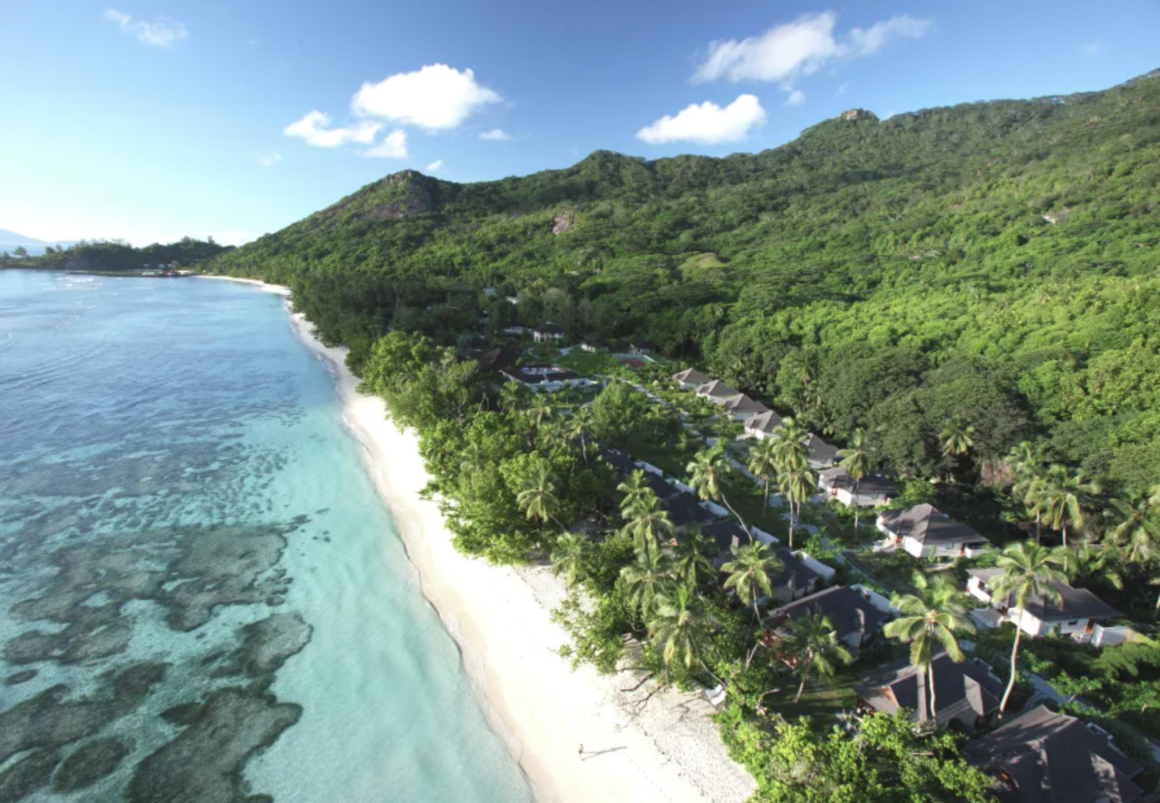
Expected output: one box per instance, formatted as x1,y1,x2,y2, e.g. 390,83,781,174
52,737,133,793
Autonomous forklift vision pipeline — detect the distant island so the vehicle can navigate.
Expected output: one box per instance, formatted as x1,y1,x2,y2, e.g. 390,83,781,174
0,236,231,273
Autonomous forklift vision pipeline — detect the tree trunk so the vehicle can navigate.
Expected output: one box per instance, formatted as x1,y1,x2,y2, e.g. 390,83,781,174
788,502,796,550
763,480,770,516
928,662,938,726
999,625,1023,715
1062,522,1069,549
795,655,814,703
721,494,753,543
1035,512,1041,545
853,478,861,532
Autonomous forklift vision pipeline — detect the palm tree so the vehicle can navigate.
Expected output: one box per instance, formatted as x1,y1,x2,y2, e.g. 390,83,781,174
1051,543,1124,593
1009,444,1049,545
516,464,562,529
498,381,527,413
622,491,674,560
771,417,809,473
722,542,783,624
777,460,816,550
673,526,716,589
564,407,595,463
883,572,975,724
776,612,853,704
526,397,552,430
551,532,591,588
1037,465,1099,548
1109,489,1160,564
990,541,1068,714
837,428,871,531
748,437,780,516
620,548,673,622
617,470,651,516
686,446,751,538
649,582,714,674
940,414,976,457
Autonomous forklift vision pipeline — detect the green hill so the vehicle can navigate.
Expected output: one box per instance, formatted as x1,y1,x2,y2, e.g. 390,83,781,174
212,68,1160,492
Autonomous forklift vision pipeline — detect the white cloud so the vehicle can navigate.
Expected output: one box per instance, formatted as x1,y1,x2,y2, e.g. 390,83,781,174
352,64,501,130
480,128,511,141
836,81,849,96
637,94,766,145
258,153,281,167
425,160,444,172
693,12,932,90
104,9,188,48
284,111,381,148
363,129,408,159
785,89,806,106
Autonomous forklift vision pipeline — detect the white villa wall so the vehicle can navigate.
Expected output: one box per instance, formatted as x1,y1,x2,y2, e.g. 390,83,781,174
796,551,836,581
852,584,897,615
700,500,729,518
634,461,664,477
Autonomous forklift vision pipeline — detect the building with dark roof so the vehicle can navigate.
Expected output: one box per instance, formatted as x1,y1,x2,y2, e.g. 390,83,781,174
695,380,740,403
673,368,710,388
877,503,991,559
964,705,1143,803
967,568,1122,641
744,409,785,439
532,323,565,343
764,585,888,652
721,393,771,420
665,492,715,529
856,653,1004,729
803,433,839,469
817,467,897,507
600,449,639,477
478,345,521,373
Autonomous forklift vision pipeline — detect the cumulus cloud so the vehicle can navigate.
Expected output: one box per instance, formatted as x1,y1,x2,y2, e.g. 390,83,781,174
363,129,408,159
104,9,188,48
425,159,444,172
352,64,501,130
693,11,932,87
284,111,381,148
480,128,511,141
785,89,806,106
258,153,281,167
637,94,766,145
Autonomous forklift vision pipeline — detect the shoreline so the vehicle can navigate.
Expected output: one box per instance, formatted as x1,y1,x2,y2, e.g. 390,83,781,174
206,276,755,803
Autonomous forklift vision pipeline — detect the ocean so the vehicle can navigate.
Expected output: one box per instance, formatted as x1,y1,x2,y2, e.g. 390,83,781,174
0,270,532,803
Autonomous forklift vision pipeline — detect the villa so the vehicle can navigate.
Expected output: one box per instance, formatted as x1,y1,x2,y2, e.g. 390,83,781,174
672,367,710,389
855,653,1004,729
817,466,897,507
803,433,838,469
666,492,715,530
744,410,785,439
877,504,990,559
964,705,1143,803
695,380,740,403
966,567,1122,642
532,323,565,343
764,585,888,653
721,393,770,420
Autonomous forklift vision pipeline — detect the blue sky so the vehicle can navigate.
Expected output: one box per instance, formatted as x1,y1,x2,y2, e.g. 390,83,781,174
1,1,1157,246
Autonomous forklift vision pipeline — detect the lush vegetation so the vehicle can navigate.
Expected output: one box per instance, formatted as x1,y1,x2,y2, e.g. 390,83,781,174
1,237,231,272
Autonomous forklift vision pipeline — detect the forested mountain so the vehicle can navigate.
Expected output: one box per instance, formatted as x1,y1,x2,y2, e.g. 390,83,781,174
211,69,1160,493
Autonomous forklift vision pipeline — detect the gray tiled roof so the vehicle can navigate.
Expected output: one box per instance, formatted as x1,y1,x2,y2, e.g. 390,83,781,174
673,368,710,385
968,570,1122,622
856,653,1003,725
722,394,770,414
878,503,988,547
766,585,887,644
696,380,739,401
818,466,897,496
745,410,785,434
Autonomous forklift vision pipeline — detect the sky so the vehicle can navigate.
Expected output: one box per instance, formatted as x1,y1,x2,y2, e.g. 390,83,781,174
1,1,1158,246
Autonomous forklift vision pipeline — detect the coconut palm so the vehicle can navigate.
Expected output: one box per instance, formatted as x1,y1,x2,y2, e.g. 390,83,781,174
498,381,527,413
837,428,872,531
649,582,714,673
777,460,816,550
1037,465,1099,548
1051,543,1124,593
990,541,1068,714
672,526,716,589
622,491,674,560
748,436,780,516
686,446,750,538
771,417,809,472
551,532,591,588
776,612,853,704
1009,444,1049,545
617,470,651,516
526,397,552,430
620,548,673,621
722,542,783,624
565,406,595,463
884,572,976,724
516,464,562,529
940,415,976,457
1109,489,1160,564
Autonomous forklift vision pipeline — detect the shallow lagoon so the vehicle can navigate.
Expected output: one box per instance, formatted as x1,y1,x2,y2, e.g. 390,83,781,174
0,271,531,803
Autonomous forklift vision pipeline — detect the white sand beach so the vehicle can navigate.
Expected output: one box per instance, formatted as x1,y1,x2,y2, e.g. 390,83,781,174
203,275,755,803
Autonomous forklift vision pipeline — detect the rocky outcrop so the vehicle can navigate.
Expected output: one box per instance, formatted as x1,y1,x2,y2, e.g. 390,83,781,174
552,207,576,234
838,108,879,122
366,170,436,220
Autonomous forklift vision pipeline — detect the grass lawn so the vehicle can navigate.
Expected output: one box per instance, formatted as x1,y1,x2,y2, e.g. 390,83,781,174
556,350,622,376
764,673,861,723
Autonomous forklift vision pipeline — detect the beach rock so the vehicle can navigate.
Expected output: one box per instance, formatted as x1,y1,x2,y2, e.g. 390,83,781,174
3,670,36,686
127,688,301,803
0,748,60,802
52,737,132,792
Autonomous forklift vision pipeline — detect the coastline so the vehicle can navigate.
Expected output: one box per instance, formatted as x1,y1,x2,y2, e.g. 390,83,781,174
204,276,755,803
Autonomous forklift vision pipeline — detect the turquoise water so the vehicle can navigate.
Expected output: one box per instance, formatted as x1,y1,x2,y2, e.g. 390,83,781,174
0,270,532,803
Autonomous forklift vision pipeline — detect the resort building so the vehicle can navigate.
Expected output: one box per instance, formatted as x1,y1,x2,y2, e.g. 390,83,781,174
817,467,897,507
532,323,565,343
672,368,710,389
578,336,605,353
966,568,1122,642
665,492,715,530
744,410,785,439
764,585,888,653
803,433,838,469
964,705,1144,803
855,653,1004,730
478,345,521,373
695,380,740,403
876,504,990,559
721,393,770,420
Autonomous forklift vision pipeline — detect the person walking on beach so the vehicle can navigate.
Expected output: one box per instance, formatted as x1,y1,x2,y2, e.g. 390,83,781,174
578,744,584,759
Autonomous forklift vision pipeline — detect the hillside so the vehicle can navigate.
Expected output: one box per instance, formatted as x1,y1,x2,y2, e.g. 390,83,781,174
211,68,1160,493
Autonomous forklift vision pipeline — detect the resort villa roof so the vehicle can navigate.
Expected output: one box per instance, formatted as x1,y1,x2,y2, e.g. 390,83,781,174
673,367,710,386
765,585,887,645
745,409,785,436
643,471,680,500
767,548,822,592
967,568,1122,622
803,433,839,466
856,653,1003,726
722,394,770,416
702,520,749,556
600,449,638,477
964,705,1143,803
534,323,565,335
478,345,521,372
878,504,989,548
666,493,715,527
696,380,739,402
817,466,897,497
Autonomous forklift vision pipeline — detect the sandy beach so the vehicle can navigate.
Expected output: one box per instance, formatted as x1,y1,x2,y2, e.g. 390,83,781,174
201,275,756,803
